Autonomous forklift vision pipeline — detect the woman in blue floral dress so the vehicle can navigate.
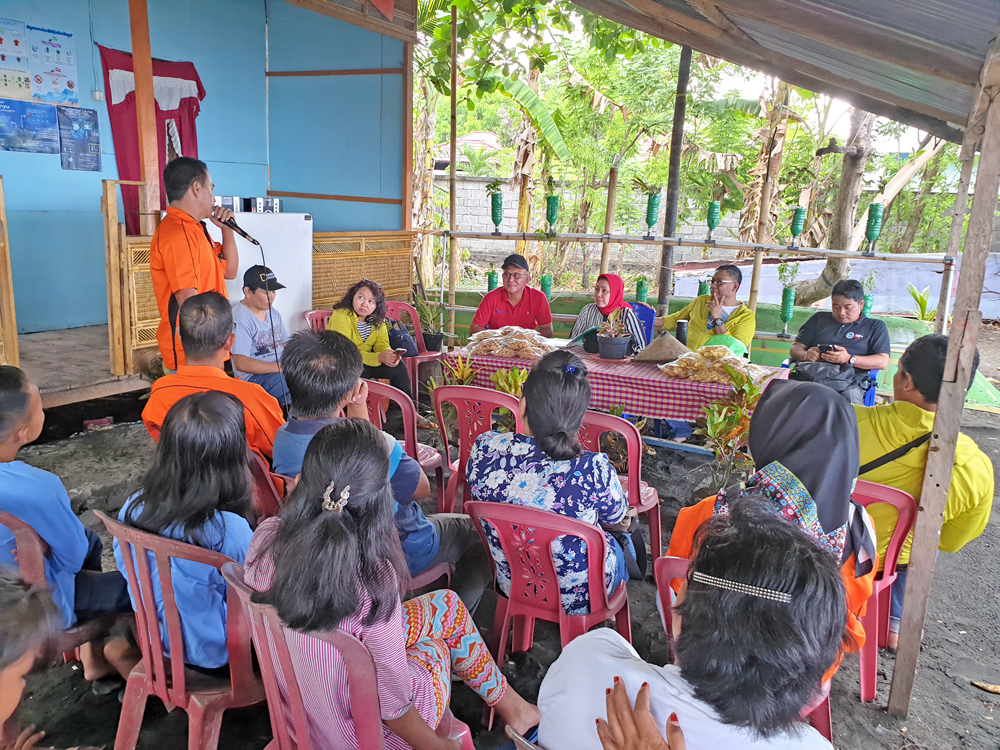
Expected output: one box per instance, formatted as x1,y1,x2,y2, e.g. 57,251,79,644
466,350,634,615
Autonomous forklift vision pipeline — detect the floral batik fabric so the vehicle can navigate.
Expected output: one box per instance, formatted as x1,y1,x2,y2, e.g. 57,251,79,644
466,431,629,615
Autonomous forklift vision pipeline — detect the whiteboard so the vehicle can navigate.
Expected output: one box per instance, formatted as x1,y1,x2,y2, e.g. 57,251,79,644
202,213,314,333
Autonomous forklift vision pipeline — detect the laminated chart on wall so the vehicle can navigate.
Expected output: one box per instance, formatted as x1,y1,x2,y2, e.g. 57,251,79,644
27,24,77,105
57,105,100,170
0,97,58,153
0,18,30,100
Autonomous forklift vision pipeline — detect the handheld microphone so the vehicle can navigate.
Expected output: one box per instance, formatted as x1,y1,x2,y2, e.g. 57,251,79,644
222,217,260,246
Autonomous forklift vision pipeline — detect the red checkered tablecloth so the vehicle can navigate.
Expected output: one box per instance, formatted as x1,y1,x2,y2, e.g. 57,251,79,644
445,346,788,422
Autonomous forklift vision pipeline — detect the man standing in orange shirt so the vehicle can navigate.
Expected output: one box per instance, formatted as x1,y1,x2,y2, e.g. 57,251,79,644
151,157,239,371
142,292,284,460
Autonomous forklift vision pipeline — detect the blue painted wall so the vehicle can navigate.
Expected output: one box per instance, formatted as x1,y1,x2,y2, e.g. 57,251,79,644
1,0,403,333
265,0,404,231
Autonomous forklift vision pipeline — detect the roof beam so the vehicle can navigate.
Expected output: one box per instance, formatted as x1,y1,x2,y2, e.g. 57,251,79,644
574,0,964,142
961,25,1000,158
716,0,978,86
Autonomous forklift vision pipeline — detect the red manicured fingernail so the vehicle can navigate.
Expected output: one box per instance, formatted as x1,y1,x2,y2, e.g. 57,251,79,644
642,682,649,688
668,712,679,726
613,675,620,683
606,688,611,695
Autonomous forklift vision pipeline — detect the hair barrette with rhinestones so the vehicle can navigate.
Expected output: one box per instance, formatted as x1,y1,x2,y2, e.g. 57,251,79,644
322,481,350,513
691,571,791,603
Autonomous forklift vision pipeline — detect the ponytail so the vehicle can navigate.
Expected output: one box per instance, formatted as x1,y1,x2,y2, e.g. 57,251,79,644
522,350,591,461
255,420,408,631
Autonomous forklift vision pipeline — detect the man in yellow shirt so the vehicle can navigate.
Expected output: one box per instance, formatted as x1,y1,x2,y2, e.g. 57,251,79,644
855,334,994,650
656,265,756,351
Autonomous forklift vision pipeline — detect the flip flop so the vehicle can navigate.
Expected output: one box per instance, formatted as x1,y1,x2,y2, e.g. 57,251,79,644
91,675,125,696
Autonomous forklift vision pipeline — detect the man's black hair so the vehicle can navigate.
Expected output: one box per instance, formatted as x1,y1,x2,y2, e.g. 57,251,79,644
716,264,742,287
178,292,233,361
831,279,865,304
899,333,980,403
281,330,363,419
163,157,209,203
0,366,31,440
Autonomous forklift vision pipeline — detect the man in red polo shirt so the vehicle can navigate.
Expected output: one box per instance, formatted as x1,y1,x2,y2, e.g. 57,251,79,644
470,254,553,336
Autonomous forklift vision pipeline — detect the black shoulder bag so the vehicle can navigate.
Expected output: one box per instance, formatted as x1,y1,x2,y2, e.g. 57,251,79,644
858,433,932,475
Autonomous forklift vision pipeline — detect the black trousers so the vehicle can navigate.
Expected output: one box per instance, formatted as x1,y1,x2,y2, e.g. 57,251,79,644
363,362,413,397
74,527,132,623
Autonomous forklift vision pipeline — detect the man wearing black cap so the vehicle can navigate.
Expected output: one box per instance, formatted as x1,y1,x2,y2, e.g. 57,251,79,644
470,253,553,337
232,264,291,407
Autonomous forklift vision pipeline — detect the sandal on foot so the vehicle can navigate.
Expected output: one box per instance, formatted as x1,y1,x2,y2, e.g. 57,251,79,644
91,675,125,696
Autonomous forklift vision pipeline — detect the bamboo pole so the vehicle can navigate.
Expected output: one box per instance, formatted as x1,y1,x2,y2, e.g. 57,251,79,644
600,167,619,274
127,0,160,233
888,89,1000,717
447,4,458,339
657,45,692,315
936,156,974,334
0,176,17,366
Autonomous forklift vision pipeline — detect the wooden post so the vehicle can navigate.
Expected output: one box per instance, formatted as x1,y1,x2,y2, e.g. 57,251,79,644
936,156,973,334
656,45,691,315
887,89,1000,717
935,258,956,336
0,176,17,366
127,0,161,234
402,42,414,232
102,181,126,375
600,166,619,274
447,4,458,339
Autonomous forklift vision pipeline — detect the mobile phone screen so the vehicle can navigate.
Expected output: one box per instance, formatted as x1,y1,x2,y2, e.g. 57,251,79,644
394,348,408,356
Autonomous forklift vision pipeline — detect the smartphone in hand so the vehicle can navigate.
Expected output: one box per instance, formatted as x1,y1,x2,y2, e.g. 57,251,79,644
393,348,408,357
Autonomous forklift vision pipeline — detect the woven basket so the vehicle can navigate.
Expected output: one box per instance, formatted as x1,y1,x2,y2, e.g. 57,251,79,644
312,231,414,307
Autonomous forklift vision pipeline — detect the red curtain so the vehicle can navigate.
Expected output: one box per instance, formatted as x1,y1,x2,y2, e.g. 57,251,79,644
98,46,206,235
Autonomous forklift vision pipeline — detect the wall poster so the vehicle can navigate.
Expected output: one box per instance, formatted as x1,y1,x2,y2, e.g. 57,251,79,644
26,24,78,105
0,97,58,153
57,105,100,170
0,17,30,100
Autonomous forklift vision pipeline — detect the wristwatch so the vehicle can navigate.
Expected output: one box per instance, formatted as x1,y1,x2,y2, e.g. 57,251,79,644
849,356,857,366
711,317,724,328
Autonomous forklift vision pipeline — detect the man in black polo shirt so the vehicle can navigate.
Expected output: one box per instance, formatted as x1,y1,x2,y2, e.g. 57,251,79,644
790,279,890,403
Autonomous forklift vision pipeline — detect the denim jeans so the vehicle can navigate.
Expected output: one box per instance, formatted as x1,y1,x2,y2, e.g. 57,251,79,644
245,371,291,407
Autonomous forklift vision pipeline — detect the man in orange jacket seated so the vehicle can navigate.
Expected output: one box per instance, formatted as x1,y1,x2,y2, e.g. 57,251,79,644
142,292,284,460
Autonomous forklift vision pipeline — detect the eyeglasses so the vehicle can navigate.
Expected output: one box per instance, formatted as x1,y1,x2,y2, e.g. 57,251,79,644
710,278,734,286
502,272,527,281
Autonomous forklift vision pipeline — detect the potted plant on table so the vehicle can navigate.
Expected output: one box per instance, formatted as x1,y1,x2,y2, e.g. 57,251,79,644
415,296,447,352
597,309,632,360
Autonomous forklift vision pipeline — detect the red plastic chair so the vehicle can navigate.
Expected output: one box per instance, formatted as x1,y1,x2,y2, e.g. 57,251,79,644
365,379,445,512
465,501,631,659
385,300,445,400
95,511,264,750
221,562,474,750
652,556,689,663
578,410,663,560
249,450,285,520
304,310,332,332
433,386,522,513
851,479,918,703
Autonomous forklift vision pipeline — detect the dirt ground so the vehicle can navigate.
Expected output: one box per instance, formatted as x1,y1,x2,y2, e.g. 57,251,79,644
12,348,1000,749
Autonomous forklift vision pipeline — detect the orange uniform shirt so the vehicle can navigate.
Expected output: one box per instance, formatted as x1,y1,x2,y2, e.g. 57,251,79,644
666,496,877,683
150,207,229,370
142,366,284,460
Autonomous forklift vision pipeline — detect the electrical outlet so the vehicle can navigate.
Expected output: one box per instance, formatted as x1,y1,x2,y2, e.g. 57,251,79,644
92,89,104,101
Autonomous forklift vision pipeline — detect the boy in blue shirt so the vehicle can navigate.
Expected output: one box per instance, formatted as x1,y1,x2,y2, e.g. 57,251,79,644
274,329,491,613
231,264,291,408
0,366,131,689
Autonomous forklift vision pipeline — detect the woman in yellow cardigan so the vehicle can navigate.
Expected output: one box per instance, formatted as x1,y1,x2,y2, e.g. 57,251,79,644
657,264,756,351
327,279,413,397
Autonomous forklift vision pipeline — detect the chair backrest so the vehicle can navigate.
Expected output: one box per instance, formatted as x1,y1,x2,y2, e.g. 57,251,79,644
432,385,522,478
384,301,428,354
577,410,644,501
95,510,256,709
304,310,332,332
465,501,615,616
850,479,917,580
364,379,420,461
628,302,656,345
249,449,284,519
652,556,690,663
221,562,385,750
0,510,48,587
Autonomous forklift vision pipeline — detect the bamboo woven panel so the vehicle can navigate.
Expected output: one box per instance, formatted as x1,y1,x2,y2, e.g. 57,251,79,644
313,231,414,307
126,237,159,353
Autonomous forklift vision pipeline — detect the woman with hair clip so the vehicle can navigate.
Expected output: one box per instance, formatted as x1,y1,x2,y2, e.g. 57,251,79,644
667,379,879,678
110,391,255,677
466,349,636,617
537,498,841,749
327,279,412,397
245,419,539,750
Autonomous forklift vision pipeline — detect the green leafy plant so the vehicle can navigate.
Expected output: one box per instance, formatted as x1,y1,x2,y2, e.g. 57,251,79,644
414,296,446,335
490,367,529,432
598,308,630,338
696,365,768,493
458,145,496,177
777,261,800,288
485,178,504,196
862,270,879,295
632,176,662,194
906,283,937,322
427,354,480,440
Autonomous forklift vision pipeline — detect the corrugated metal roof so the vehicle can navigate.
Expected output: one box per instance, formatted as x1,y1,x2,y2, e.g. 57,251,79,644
573,0,1000,142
